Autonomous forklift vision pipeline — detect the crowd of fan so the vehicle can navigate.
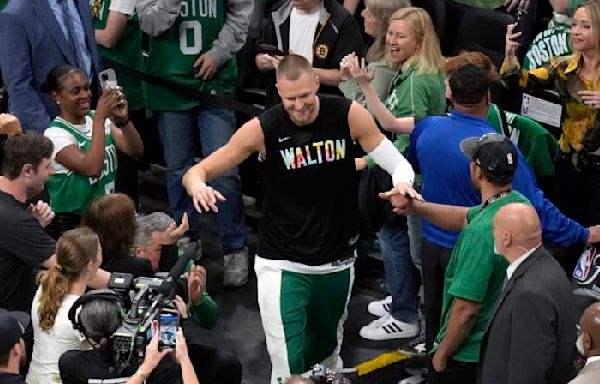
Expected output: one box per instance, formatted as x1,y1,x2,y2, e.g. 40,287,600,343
1,0,600,383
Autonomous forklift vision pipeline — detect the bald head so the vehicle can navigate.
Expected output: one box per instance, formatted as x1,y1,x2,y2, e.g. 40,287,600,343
580,302,600,357
493,203,542,261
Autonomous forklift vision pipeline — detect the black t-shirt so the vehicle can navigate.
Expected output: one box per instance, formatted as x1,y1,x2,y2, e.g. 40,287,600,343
0,190,56,312
257,95,359,265
0,372,27,384
59,349,182,384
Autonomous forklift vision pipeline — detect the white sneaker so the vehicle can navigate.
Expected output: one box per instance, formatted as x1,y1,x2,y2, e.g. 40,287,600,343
223,247,248,287
367,296,392,317
359,315,418,341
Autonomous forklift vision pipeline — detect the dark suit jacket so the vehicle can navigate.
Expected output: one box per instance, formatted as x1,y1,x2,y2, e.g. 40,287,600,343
480,247,578,384
0,0,101,133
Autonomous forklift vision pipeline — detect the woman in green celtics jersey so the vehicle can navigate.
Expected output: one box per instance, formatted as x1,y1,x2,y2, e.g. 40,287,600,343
42,64,144,238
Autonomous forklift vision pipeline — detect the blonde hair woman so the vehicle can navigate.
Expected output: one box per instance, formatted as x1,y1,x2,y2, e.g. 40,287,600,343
343,6,446,133
339,0,410,109
503,0,600,227
343,7,446,342
27,227,102,384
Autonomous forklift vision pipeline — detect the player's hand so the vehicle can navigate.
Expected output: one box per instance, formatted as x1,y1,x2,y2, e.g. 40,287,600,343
194,53,219,80
141,321,171,373
0,114,22,135
29,200,55,228
379,187,417,215
174,327,190,365
190,182,226,213
187,265,207,305
393,182,423,201
579,91,600,109
161,213,189,245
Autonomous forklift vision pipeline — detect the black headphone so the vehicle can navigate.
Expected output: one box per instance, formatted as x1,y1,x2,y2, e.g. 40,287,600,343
68,289,124,342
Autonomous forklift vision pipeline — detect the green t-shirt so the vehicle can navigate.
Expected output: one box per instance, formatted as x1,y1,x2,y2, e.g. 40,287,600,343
92,0,146,110
145,0,237,111
45,112,118,214
432,191,531,362
0,0,8,11
381,66,446,181
487,104,559,177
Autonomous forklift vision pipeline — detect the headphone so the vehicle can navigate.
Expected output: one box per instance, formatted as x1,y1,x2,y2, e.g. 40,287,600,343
68,289,124,343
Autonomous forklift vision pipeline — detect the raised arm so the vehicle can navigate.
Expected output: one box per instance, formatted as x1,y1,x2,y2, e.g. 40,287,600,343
348,101,421,200
343,54,415,133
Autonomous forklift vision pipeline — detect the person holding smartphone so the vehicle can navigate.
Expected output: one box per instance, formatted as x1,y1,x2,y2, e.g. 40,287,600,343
42,64,144,239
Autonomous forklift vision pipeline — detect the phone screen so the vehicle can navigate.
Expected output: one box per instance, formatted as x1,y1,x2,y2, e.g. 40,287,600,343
158,313,177,348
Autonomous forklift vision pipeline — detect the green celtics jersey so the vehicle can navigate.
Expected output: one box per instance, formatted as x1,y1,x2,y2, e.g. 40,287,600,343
93,0,146,110
46,112,118,214
0,0,8,11
487,104,559,177
524,15,572,70
145,0,237,111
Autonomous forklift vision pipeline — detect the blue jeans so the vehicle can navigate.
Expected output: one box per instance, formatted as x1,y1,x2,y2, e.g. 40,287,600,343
377,217,420,323
156,106,246,254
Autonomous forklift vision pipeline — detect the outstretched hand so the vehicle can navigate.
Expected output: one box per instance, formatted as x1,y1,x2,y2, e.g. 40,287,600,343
191,183,226,213
379,184,423,215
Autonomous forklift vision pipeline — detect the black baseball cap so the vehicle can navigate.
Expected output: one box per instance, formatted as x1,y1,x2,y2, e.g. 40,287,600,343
0,309,30,352
460,133,518,177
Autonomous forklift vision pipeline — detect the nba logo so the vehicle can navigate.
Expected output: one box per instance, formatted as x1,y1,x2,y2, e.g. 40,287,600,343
574,245,597,281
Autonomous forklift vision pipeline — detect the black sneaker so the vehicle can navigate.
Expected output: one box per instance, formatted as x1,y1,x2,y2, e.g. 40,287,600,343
398,328,426,357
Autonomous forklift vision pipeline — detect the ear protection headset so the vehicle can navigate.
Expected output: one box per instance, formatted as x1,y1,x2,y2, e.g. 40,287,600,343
68,289,124,342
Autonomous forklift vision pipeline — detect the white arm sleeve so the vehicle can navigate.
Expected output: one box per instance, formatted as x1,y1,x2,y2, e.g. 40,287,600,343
368,138,415,186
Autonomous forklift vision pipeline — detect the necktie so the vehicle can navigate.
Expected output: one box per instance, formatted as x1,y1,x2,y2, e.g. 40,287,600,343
59,0,86,73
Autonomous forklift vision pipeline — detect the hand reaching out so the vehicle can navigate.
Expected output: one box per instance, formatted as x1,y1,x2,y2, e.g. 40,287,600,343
190,183,226,213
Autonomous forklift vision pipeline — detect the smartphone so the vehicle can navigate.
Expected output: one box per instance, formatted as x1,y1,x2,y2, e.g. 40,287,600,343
513,8,527,45
158,313,178,349
259,44,286,57
98,68,118,90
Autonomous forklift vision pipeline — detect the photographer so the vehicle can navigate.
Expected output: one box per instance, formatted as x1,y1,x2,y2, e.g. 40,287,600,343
59,292,184,384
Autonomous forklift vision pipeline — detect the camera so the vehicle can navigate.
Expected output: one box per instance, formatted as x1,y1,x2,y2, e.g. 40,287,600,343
107,272,181,372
